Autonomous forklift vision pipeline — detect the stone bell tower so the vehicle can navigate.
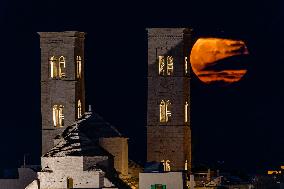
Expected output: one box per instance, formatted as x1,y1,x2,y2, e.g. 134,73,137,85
39,31,85,155
146,28,193,171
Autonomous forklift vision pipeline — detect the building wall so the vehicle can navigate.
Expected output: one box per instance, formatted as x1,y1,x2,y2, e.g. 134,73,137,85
139,172,185,189
146,28,193,171
99,137,128,175
39,156,105,188
39,170,103,189
39,31,86,155
0,168,37,189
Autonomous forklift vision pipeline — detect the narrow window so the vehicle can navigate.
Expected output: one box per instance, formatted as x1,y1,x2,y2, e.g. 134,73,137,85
77,100,82,119
53,105,64,127
185,160,188,170
185,56,188,75
59,105,64,127
67,177,73,189
160,100,171,123
76,56,82,79
166,56,173,75
161,160,171,172
160,100,166,123
50,56,57,78
52,105,58,127
59,56,66,78
158,56,166,75
158,56,174,76
185,101,189,123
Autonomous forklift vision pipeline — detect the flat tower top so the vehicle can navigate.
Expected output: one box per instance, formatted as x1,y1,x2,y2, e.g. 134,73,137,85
38,31,85,38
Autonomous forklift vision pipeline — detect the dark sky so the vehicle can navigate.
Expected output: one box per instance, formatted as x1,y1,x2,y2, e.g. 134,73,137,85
0,0,283,174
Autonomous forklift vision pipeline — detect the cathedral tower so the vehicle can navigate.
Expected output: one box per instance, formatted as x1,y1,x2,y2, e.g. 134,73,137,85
147,28,193,171
39,31,85,155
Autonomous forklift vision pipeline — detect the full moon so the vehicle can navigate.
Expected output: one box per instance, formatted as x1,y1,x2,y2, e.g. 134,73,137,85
190,38,249,85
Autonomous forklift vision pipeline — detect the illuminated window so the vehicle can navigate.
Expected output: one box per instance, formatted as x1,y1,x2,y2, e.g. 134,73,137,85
59,56,66,78
67,177,73,189
185,57,188,75
185,101,189,123
50,56,58,78
161,160,171,171
53,105,64,127
160,100,171,123
77,100,82,119
158,56,174,76
76,56,82,79
158,56,166,75
166,56,173,75
185,160,188,170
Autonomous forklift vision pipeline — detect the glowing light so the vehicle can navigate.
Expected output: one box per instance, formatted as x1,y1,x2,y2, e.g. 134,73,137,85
161,160,171,171
77,100,82,119
50,56,58,78
185,160,188,171
53,105,64,127
185,57,188,75
76,56,82,79
59,56,66,78
167,56,173,76
158,55,174,76
267,170,281,175
160,100,171,123
185,101,189,123
158,56,166,75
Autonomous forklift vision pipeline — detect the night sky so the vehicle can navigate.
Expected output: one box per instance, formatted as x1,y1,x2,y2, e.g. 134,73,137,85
0,0,283,174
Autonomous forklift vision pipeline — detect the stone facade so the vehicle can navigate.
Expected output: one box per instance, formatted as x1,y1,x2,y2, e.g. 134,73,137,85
146,28,193,171
38,156,111,189
99,137,129,176
39,31,86,155
139,172,186,189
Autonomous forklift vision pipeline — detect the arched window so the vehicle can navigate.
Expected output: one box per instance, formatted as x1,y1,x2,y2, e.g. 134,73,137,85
166,56,173,75
158,56,166,75
50,56,57,78
76,56,82,79
77,100,82,119
53,105,64,127
158,56,174,76
59,56,66,78
161,160,171,171
185,56,188,75
185,101,189,123
160,100,171,123
67,177,73,189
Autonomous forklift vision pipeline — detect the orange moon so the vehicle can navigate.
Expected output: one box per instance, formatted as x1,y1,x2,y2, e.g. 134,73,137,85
190,38,249,85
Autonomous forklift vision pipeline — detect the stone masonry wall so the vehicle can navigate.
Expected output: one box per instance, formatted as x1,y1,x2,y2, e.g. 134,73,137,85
146,28,192,171
39,31,86,155
39,156,104,188
99,137,129,175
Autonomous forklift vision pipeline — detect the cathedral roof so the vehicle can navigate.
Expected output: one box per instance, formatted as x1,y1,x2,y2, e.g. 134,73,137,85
44,111,123,157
